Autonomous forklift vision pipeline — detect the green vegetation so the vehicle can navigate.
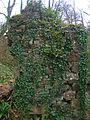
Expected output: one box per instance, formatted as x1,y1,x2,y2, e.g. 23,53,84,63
0,101,11,119
0,64,13,83
3,1,88,120
77,27,88,120
88,51,90,72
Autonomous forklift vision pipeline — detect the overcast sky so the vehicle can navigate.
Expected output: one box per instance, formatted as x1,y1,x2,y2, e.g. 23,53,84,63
0,0,90,26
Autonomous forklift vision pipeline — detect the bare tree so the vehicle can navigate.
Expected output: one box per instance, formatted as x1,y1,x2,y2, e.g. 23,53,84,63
48,0,51,8
52,0,54,7
27,0,29,5
0,0,16,35
20,0,23,13
47,0,83,25
59,1,80,24
0,0,16,21
27,0,34,5
8,0,16,17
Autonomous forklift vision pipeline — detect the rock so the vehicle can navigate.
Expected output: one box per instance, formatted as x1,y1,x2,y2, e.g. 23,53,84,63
67,80,76,85
66,73,78,81
71,99,80,109
51,98,63,108
67,52,80,62
72,83,80,91
45,85,50,92
68,62,78,73
65,73,78,85
34,96,41,102
8,79,15,87
61,84,70,93
72,40,80,53
63,91,75,102
33,54,40,62
0,79,14,101
0,83,11,100
71,62,78,73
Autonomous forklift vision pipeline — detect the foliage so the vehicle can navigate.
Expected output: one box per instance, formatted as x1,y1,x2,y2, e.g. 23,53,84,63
0,0,16,36
0,101,11,119
7,1,88,120
0,64,13,83
88,51,90,72
77,26,88,120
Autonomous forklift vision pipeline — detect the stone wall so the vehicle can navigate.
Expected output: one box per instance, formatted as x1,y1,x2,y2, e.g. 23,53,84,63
6,2,88,119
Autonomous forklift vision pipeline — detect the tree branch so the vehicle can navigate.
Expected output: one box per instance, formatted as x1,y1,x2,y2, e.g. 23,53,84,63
83,11,90,16
0,12,7,18
10,0,16,16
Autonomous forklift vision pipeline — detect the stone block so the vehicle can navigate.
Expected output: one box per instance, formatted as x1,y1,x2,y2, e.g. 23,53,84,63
72,83,80,91
0,83,11,100
63,91,76,101
67,53,80,62
72,62,78,73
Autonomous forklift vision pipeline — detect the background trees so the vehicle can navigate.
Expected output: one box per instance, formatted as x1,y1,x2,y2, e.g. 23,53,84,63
0,0,88,26
0,0,16,35
0,0,16,22
0,0,89,34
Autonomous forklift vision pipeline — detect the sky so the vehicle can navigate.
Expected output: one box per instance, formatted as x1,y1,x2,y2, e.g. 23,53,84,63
0,0,90,26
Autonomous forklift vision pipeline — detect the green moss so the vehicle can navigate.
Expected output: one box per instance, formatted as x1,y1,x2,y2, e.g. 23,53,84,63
11,14,22,19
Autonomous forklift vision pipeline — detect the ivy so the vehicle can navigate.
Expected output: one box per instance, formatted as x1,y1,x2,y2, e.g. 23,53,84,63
76,27,88,120
7,1,88,120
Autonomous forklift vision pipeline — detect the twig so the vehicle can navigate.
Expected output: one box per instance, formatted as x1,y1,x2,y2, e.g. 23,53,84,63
0,12,7,18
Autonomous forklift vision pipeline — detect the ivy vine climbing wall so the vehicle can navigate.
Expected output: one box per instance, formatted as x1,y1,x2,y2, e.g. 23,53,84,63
7,1,88,120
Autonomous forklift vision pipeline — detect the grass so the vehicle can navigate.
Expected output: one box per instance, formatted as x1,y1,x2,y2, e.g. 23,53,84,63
0,64,13,83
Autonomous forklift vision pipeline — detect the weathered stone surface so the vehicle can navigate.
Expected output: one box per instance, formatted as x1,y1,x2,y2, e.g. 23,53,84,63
65,73,78,85
63,91,76,101
66,73,78,81
68,62,78,73
0,84,11,100
71,99,80,109
67,79,76,85
33,54,40,62
8,79,15,87
72,40,80,53
72,83,80,91
0,80,14,101
72,62,78,73
61,84,71,93
67,52,80,62
51,97,63,108
15,25,25,33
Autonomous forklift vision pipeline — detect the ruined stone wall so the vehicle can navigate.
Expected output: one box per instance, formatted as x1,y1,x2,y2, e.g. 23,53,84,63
7,2,88,120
